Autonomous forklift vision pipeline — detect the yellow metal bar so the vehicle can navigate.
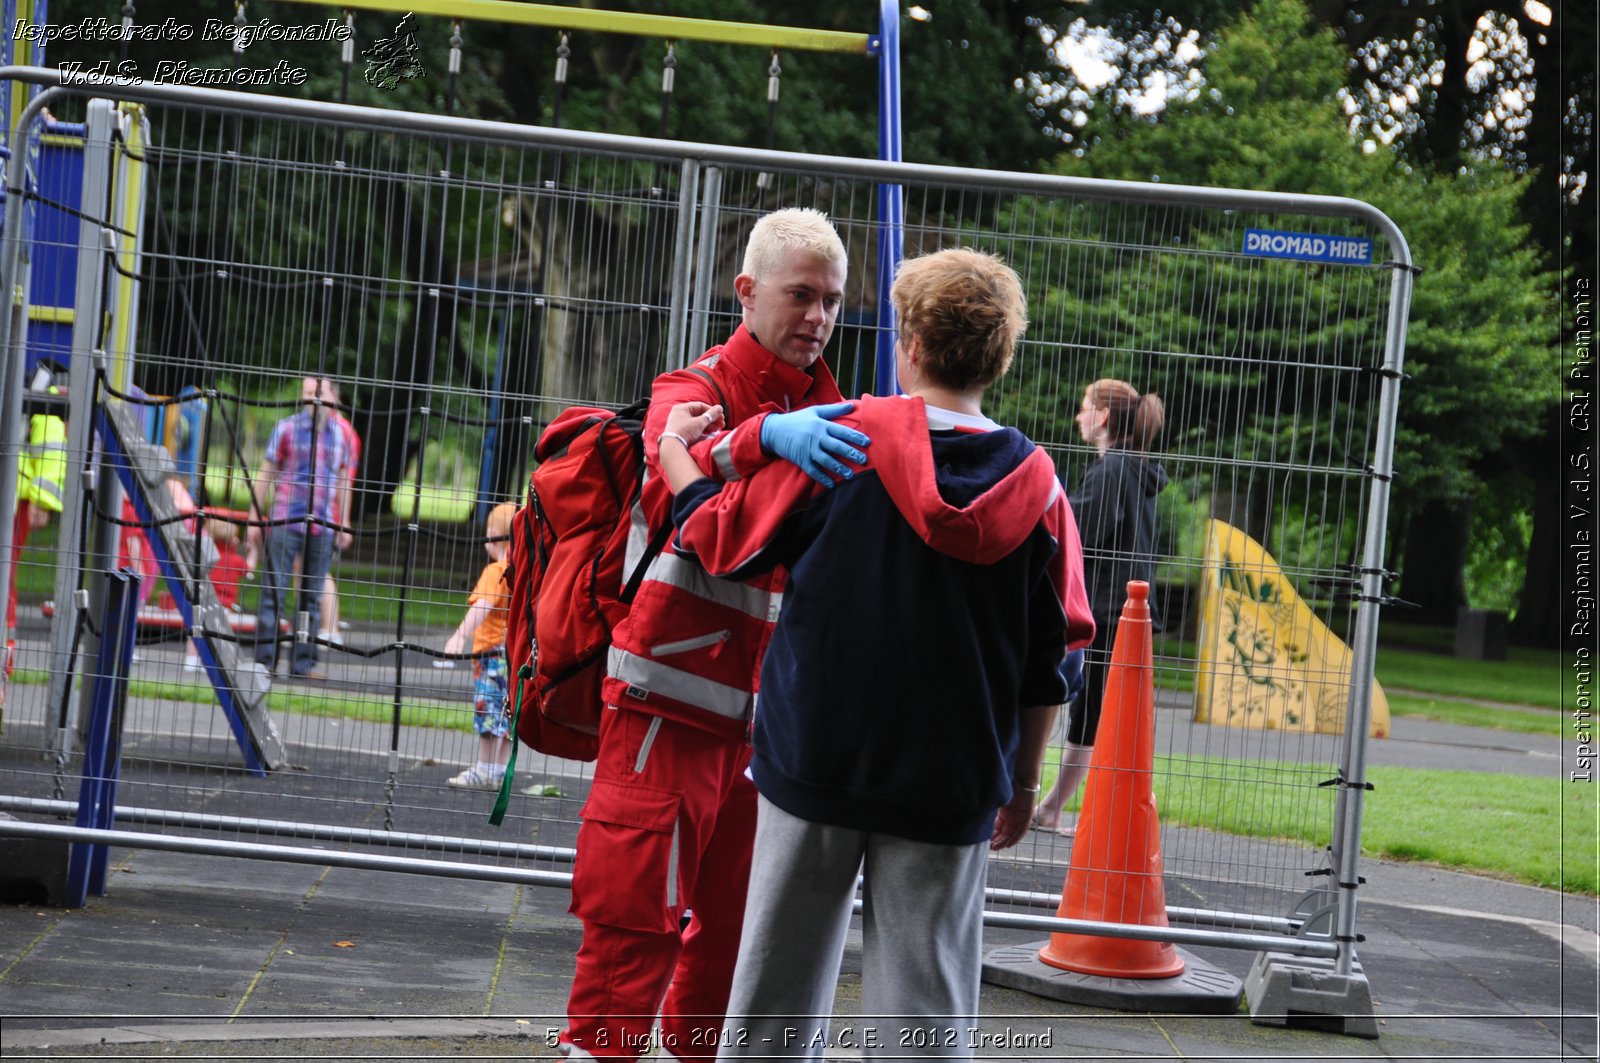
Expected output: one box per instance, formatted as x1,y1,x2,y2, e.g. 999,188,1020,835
273,0,874,54
10,0,35,136
28,305,73,324
108,103,147,388
39,133,85,148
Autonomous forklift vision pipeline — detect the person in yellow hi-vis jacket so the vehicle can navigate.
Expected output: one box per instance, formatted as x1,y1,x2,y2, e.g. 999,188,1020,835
5,410,66,686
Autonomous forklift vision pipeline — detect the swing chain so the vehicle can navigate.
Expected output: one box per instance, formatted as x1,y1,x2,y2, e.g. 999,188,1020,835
551,32,571,129
555,32,571,86
759,50,783,188
340,10,355,68
120,1,136,61
658,41,677,139
661,41,677,95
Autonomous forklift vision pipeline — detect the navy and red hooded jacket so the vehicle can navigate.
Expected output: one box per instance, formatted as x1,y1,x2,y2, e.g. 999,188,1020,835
671,394,1096,846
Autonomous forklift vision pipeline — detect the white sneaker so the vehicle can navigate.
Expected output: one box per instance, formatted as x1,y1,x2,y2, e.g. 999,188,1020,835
319,630,345,646
447,766,503,790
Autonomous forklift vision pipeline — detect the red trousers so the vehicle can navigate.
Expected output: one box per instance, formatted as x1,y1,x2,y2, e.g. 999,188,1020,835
6,502,36,634
563,706,756,1062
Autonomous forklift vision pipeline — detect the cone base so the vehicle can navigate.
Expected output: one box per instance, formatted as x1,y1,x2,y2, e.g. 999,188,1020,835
983,941,1243,1015
1038,933,1186,980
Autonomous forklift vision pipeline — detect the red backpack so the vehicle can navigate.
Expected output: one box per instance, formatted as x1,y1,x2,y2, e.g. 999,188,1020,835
502,373,725,767
502,399,657,764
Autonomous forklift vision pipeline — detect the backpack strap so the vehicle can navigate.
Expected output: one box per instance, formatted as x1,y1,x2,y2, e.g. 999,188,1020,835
620,520,674,605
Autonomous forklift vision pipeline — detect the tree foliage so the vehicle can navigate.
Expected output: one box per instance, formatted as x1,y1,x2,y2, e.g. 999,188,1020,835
45,1,1071,513
999,0,1556,564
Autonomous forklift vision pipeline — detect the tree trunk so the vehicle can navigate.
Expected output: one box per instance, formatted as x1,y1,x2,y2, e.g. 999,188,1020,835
1509,408,1564,646
1397,498,1474,625
352,186,455,523
1209,476,1273,546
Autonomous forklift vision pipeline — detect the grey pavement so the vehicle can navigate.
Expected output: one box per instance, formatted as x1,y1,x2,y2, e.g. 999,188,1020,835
1,840,1595,1061
0,625,1596,1060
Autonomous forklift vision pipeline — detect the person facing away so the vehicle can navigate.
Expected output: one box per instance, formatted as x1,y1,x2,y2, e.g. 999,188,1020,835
443,501,517,790
1034,377,1167,835
317,378,360,646
656,247,1096,1061
246,376,353,682
4,405,65,700
559,207,872,1063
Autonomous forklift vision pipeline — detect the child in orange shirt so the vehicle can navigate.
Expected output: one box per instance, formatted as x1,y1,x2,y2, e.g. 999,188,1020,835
444,502,517,789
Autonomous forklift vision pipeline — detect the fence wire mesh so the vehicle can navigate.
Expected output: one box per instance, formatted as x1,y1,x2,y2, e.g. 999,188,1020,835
0,86,1405,951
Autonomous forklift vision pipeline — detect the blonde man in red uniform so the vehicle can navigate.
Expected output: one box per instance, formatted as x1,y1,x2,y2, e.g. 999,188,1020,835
561,208,871,1063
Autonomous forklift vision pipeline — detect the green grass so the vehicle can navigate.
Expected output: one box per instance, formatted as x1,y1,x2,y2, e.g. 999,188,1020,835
10,670,472,733
389,480,476,522
1042,752,1598,895
227,581,466,630
1374,644,1561,709
1386,693,1564,735
201,471,478,525
1150,632,1564,732
14,542,469,630
266,686,471,730
1361,766,1595,894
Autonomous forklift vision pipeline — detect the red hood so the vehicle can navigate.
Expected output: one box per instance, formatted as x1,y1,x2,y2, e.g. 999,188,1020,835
849,395,1060,566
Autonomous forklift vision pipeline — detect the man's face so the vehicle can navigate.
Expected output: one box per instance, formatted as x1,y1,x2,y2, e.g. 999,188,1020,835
302,377,329,425
736,249,846,369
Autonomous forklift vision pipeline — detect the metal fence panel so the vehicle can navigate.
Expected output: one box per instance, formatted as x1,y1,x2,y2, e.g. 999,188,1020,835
0,76,1409,967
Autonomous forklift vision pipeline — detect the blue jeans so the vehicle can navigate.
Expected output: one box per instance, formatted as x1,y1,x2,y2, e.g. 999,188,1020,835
255,525,333,675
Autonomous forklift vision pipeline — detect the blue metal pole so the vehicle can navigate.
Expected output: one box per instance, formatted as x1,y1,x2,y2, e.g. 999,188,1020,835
873,0,903,397
67,567,135,906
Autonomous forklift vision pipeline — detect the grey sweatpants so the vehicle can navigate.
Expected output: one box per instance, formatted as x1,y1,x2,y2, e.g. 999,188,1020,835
716,796,988,1061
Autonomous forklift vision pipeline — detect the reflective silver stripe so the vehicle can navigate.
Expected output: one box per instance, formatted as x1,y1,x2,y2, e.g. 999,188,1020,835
634,715,662,773
666,820,680,908
651,630,729,657
24,442,65,453
608,646,752,721
29,477,62,504
651,552,778,621
622,479,654,580
712,433,740,482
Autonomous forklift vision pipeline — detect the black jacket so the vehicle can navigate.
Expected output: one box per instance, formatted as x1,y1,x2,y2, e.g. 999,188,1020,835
1071,448,1168,626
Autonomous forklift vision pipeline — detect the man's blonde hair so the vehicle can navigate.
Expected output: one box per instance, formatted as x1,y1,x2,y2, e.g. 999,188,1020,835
486,501,518,540
741,207,847,281
891,248,1028,392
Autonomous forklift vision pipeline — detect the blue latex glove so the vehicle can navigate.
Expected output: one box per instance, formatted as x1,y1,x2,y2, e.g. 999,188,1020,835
759,402,871,487
1060,649,1086,704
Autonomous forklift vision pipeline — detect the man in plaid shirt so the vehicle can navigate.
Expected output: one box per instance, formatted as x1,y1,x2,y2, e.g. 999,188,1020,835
247,376,353,681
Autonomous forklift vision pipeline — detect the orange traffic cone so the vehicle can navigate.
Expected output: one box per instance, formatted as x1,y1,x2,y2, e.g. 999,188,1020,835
1038,580,1184,979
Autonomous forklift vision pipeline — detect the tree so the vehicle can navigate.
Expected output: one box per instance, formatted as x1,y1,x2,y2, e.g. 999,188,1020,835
1029,0,1590,643
999,0,1557,596
48,0,1069,515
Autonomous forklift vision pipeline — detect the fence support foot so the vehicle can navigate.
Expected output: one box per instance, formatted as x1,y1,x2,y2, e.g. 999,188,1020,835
1244,950,1378,1038
982,941,1244,1014
0,812,73,906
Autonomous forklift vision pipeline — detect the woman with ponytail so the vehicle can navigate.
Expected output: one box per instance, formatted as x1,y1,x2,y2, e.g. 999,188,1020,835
1035,378,1167,835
